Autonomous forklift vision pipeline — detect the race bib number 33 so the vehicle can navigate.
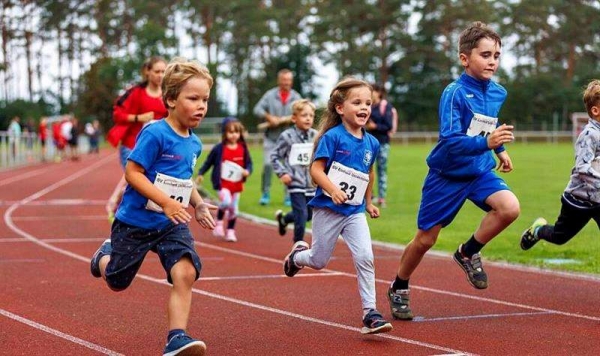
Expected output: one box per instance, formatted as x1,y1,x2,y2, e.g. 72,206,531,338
324,161,369,205
146,173,194,212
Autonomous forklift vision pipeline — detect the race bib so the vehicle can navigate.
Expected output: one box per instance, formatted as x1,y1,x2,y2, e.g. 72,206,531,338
146,173,194,212
466,113,498,138
324,161,369,206
288,143,313,166
221,160,244,182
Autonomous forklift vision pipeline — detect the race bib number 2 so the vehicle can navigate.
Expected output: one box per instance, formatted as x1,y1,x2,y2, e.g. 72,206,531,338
146,173,194,213
324,161,369,205
466,113,498,138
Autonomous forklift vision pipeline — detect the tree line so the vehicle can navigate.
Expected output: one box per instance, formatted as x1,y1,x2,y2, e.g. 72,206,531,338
1,0,599,132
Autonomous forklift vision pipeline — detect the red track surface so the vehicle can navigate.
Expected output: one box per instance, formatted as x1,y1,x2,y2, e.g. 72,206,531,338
1,151,599,355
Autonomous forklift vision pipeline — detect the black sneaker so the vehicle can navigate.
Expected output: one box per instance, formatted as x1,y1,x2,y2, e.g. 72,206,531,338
90,239,112,278
453,245,488,289
275,209,287,236
283,241,309,277
520,217,547,250
387,286,413,320
361,309,393,334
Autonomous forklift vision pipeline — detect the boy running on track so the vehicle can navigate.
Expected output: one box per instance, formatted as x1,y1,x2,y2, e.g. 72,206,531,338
283,77,393,335
272,99,318,243
521,80,600,250
388,21,520,321
196,117,253,242
90,58,216,356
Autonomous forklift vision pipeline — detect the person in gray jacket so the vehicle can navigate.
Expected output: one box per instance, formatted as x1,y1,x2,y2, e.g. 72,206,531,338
271,99,318,242
253,69,302,205
521,79,600,250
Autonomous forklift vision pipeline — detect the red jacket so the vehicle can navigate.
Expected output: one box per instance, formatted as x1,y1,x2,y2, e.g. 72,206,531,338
106,84,167,149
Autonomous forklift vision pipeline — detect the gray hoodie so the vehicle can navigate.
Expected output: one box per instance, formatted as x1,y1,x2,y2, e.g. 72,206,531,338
270,126,318,195
564,119,600,205
253,87,302,141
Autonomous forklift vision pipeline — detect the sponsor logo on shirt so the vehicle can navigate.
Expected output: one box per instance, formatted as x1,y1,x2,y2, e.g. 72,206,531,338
161,153,182,160
336,150,351,155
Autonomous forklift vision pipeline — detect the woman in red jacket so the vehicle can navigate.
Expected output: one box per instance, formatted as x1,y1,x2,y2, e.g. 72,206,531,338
105,56,168,220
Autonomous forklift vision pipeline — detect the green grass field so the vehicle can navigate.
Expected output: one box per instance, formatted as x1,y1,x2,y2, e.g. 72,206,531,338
195,142,600,275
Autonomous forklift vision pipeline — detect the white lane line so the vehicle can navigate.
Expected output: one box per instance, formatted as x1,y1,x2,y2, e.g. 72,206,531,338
0,308,123,356
0,238,107,243
200,272,344,281
11,215,107,221
0,167,51,187
413,311,554,323
197,242,600,322
3,157,472,356
0,199,106,206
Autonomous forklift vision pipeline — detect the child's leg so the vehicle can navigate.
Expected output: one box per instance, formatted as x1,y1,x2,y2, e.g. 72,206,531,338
396,225,442,280
538,200,593,245
294,208,343,270
339,213,377,312
290,192,308,242
472,190,520,245
167,256,197,330
225,193,240,242
376,143,390,201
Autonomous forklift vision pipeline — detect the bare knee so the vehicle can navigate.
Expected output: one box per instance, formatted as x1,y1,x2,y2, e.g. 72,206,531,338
414,230,438,251
498,200,520,223
170,258,198,287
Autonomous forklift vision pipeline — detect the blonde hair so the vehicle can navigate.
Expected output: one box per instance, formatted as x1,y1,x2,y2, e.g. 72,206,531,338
583,80,600,117
311,77,372,160
162,57,214,109
291,99,316,116
458,21,501,55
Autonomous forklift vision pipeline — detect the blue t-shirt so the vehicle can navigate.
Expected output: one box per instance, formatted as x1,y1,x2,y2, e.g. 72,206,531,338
308,123,380,216
116,120,202,230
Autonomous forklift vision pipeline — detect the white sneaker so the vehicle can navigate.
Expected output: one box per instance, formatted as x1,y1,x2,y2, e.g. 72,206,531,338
225,229,237,242
213,221,225,238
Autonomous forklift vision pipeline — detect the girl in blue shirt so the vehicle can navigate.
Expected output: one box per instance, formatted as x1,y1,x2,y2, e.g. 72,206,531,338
283,77,392,335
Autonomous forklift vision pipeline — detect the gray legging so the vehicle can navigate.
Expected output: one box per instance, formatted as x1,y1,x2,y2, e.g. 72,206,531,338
294,208,377,313
261,137,275,194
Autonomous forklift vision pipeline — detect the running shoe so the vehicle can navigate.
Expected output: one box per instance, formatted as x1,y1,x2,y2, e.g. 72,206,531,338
163,332,206,356
283,241,309,277
520,217,547,250
90,239,112,278
275,209,287,236
453,245,488,289
361,309,393,334
387,286,413,320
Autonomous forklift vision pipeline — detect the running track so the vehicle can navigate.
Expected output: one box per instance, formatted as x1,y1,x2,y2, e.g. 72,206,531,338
1,150,599,355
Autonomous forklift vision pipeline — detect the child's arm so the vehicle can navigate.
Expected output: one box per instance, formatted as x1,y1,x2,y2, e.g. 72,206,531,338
271,135,292,185
496,151,513,173
190,188,217,230
365,167,380,218
125,161,192,224
195,146,218,184
310,159,347,205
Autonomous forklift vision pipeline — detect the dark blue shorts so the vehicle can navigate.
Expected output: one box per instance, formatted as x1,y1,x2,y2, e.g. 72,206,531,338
417,170,510,231
105,219,202,291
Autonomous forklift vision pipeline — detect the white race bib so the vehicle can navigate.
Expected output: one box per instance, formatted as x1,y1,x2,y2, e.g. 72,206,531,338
288,143,313,166
146,173,194,212
466,113,498,138
221,160,244,182
324,161,369,205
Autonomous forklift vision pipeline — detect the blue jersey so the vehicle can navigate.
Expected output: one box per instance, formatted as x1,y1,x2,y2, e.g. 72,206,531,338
116,120,202,229
308,123,379,216
426,72,507,179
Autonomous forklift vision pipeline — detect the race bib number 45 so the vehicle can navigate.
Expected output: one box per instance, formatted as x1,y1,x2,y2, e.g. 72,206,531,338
146,173,194,212
466,113,498,138
288,143,313,166
324,161,369,205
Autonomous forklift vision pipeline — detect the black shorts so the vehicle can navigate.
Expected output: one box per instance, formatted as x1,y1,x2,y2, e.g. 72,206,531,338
105,219,202,291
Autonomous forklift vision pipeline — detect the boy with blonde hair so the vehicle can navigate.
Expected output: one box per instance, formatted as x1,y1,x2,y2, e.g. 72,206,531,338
521,80,600,250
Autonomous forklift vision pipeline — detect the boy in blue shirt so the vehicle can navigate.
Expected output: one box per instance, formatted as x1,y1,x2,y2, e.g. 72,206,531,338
387,22,520,321
90,58,216,356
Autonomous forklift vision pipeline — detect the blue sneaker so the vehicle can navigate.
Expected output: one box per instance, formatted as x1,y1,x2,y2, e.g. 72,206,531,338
259,192,270,205
361,309,393,334
90,239,112,278
163,332,206,356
